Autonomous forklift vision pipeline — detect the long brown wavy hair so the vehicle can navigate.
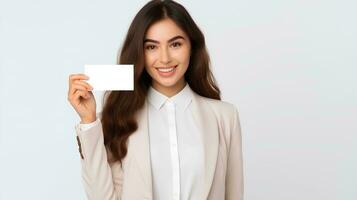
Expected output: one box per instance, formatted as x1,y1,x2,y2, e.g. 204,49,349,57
101,0,221,165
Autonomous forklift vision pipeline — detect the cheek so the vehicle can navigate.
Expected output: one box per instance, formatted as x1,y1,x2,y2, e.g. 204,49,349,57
175,49,190,66
144,53,160,79
180,45,191,59
144,53,156,70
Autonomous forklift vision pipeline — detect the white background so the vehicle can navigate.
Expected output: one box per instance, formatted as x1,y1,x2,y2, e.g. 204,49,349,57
0,0,356,199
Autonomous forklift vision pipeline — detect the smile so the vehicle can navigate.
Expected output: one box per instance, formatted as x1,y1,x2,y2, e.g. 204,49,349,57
156,65,178,77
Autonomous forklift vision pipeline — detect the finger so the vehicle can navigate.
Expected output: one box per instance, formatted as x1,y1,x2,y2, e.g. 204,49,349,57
68,89,82,104
73,90,90,101
69,83,85,97
71,84,89,96
69,79,92,97
74,80,93,90
69,74,89,84
68,74,88,93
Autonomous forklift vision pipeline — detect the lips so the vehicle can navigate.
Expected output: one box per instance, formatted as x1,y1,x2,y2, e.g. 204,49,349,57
156,65,178,69
156,65,177,72
155,65,178,76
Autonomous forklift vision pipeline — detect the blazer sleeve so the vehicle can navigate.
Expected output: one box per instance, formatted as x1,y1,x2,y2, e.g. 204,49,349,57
75,118,123,200
225,105,244,200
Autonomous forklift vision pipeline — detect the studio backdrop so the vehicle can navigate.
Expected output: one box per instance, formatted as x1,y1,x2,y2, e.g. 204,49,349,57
0,0,356,199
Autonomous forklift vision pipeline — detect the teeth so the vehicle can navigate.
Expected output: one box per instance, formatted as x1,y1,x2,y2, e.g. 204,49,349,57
157,67,175,72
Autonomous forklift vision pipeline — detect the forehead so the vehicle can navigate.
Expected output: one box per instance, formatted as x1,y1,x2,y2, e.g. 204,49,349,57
145,18,188,41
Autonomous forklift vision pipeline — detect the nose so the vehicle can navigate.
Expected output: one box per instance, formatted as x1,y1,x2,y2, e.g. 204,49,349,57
159,46,171,65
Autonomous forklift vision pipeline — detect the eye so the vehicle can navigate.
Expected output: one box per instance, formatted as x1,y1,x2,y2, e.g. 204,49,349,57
145,45,157,50
170,42,182,48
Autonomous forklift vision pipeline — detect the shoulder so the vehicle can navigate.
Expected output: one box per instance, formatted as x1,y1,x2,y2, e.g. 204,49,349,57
195,94,241,148
195,94,237,114
194,93,239,120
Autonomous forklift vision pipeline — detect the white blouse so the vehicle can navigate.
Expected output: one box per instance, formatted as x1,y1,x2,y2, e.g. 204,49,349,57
147,83,204,200
76,82,204,200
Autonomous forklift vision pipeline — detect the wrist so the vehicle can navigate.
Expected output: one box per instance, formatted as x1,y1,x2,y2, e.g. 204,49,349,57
80,116,96,124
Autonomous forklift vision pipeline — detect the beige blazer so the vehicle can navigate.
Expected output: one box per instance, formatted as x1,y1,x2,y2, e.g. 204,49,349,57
75,91,244,200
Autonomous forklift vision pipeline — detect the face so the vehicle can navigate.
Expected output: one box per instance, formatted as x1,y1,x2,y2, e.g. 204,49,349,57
144,18,191,96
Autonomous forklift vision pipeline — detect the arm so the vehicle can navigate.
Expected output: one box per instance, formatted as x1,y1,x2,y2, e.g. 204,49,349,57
75,118,123,200
225,106,244,200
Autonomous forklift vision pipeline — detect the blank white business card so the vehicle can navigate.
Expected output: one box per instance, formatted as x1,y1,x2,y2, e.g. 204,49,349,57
84,64,134,91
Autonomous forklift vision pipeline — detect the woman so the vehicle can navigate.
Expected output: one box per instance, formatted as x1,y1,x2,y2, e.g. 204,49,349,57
67,0,243,199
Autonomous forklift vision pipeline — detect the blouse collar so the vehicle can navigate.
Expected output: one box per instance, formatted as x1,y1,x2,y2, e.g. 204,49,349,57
147,82,193,111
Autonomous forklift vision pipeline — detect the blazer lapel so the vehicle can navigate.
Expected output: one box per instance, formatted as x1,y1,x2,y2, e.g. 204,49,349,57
126,100,153,199
190,93,219,199
129,93,219,199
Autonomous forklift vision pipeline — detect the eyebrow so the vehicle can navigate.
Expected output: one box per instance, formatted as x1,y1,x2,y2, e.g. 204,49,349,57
144,35,185,44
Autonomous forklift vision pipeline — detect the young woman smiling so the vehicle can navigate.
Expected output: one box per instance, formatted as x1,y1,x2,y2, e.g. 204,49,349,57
67,0,243,199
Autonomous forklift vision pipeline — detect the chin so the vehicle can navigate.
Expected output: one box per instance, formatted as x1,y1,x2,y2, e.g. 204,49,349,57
156,79,179,88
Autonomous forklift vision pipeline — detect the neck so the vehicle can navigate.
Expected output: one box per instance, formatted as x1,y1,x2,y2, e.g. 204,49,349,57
152,79,186,98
